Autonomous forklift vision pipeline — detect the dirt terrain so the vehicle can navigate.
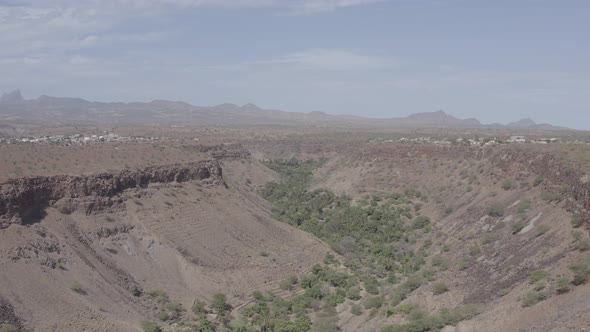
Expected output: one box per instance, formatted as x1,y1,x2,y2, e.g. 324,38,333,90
0,148,328,331
0,127,589,331
247,137,590,332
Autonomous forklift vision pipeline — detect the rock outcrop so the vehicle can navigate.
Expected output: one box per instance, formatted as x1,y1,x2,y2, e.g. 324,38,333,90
182,143,251,159
489,148,590,228
0,160,225,228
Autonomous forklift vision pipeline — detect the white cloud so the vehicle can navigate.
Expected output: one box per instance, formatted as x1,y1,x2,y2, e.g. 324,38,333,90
244,49,399,71
287,0,385,15
0,0,384,64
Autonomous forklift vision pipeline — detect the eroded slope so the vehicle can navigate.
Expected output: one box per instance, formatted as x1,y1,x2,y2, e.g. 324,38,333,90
0,158,327,331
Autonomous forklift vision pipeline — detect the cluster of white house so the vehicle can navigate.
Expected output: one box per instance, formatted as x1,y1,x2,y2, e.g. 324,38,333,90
0,133,166,145
378,135,563,146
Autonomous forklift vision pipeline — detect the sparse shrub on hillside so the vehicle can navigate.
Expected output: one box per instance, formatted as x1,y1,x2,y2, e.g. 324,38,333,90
364,279,380,295
325,291,346,307
541,191,563,202
278,280,293,292
141,320,161,332
512,222,526,234
459,257,471,270
572,230,583,242
414,203,422,212
338,236,357,255
364,296,383,309
487,203,504,217
494,221,507,230
129,285,142,297
324,252,337,265
350,304,363,316
431,255,449,270
159,302,185,321
420,239,432,251
251,290,265,302
432,282,449,295
535,224,550,237
70,281,85,294
556,277,570,294
288,275,299,285
300,275,317,289
280,275,297,291
570,256,590,285
147,289,169,304
502,179,515,190
312,307,339,332
482,233,498,244
533,279,546,291
521,291,546,307
469,245,481,257
192,300,207,315
164,302,185,314
397,303,415,315
346,286,361,301
422,268,436,281
412,216,431,230
404,189,423,199
528,269,549,284
386,273,399,285
571,214,583,228
0,324,17,332
212,293,228,316
400,275,423,295
56,258,67,270
533,176,543,187
498,288,509,297
576,239,590,251
517,200,531,213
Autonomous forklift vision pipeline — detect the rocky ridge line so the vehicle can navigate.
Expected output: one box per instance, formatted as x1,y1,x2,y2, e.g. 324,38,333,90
0,160,225,228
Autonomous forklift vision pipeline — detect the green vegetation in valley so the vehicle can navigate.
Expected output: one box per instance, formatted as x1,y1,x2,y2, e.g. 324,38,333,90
252,159,480,331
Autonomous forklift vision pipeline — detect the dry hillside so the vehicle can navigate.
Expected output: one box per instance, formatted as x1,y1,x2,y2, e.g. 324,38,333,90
0,131,589,332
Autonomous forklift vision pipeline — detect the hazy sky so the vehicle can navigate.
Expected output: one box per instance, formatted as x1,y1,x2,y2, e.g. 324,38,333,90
1,0,589,128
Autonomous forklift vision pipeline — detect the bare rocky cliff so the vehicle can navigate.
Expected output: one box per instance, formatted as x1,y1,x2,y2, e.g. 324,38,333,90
0,160,225,228
488,148,590,228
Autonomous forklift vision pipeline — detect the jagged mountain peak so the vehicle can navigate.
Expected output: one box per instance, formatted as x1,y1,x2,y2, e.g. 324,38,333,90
508,118,537,128
0,89,24,103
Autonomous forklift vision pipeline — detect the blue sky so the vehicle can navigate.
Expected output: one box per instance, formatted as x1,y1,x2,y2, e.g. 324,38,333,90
1,0,589,128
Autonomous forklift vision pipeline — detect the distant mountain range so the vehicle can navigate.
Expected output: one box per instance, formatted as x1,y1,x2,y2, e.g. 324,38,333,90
0,89,571,130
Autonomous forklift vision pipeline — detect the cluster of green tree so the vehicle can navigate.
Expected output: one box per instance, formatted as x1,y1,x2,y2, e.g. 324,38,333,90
237,262,356,331
260,159,429,279
255,159,478,331
141,291,228,332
